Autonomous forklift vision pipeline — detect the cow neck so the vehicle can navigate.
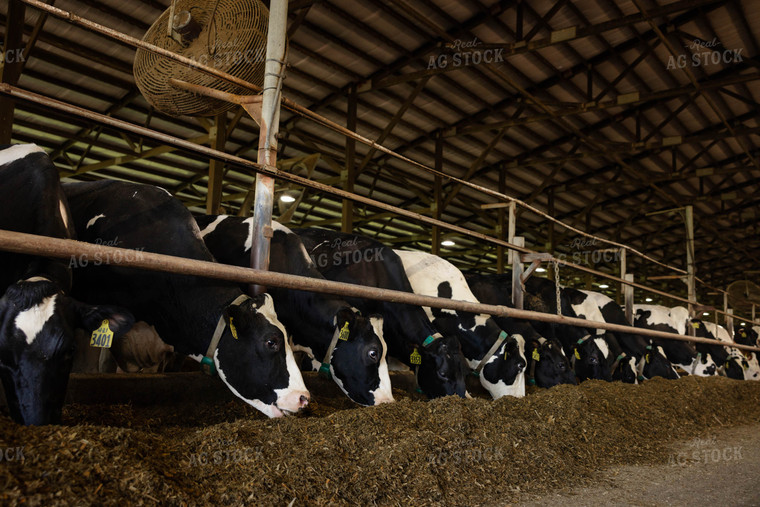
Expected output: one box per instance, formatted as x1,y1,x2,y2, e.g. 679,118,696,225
570,334,592,368
411,332,443,392
608,352,628,377
200,294,250,375
471,331,508,377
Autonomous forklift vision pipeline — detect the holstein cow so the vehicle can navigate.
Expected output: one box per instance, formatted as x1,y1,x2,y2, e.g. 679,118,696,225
63,181,309,417
703,321,759,380
393,250,526,399
579,290,679,381
464,273,576,388
519,276,618,382
294,228,468,399
562,287,636,383
633,305,717,376
0,144,134,425
195,215,393,406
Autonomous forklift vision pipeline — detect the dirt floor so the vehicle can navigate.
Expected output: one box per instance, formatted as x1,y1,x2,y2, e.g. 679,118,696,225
1,376,759,506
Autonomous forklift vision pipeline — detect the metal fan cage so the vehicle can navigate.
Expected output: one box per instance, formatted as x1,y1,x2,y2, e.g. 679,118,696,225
133,0,270,117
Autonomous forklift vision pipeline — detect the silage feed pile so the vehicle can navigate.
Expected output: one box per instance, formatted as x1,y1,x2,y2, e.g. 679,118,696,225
2,376,760,506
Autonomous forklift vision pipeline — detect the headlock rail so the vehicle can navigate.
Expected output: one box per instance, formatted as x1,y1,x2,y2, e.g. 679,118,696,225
0,229,757,353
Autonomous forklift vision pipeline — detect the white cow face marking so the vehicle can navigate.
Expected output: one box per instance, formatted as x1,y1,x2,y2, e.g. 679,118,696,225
15,295,58,345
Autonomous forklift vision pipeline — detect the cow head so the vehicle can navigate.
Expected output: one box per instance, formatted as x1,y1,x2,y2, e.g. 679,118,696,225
640,345,679,380
611,355,638,384
476,331,527,399
573,335,612,382
323,308,394,406
214,294,310,418
413,334,468,399
0,278,134,425
526,338,576,388
723,355,746,380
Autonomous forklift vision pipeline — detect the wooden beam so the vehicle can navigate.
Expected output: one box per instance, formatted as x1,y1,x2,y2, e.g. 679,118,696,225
206,114,227,214
342,84,357,232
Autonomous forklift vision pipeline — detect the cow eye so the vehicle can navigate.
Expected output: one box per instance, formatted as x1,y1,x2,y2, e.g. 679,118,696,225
589,357,598,364
265,335,281,352
367,348,379,363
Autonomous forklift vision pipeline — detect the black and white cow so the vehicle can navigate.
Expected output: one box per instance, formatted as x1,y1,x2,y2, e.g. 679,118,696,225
294,228,468,399
633,305,717,376
63,181,309,417
464,273,576,388
518,276,618,382
393,250,526,399
0,144,135,425
195,215,393,406
578,290,679,381
703,321,759,381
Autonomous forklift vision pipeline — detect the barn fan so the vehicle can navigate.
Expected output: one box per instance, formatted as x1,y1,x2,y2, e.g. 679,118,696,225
727,280,760,312
133,0,274,117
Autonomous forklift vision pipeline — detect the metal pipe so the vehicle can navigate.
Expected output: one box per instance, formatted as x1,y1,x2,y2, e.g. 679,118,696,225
249,0,288,295
0,229,757,352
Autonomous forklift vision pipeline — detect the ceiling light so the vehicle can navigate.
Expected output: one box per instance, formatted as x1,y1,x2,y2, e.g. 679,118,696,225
645,297,653,302
535,267,546,273
598,284,609,289
740,322,746,326
441,240,456,247
703,312,709,316
280,194,296,203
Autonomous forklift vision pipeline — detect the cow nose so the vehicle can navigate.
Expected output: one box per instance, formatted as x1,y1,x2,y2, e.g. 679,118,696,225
706,364,716,375
299,394,310,408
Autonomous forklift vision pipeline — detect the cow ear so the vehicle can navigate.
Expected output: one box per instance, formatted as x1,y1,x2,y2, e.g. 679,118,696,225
224,303,250,333
333,307,355,331
71,299,135,337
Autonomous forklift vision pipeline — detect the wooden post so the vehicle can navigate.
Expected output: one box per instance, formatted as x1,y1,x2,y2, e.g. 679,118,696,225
206,113,227,214
624,273,634,325
684,205,696,318
431,133,442,255
250,0,287,295
511,236,525,309
753,304,756,324
546,189,555,281
727,309,734,337
496,168,506,273
507,201,516,265
618,248,626,305
342,84,357,233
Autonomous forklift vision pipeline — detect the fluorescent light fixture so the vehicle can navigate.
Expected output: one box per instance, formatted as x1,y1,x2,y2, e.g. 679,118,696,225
535,267,546,273
441,240,456,247
703,312,709,316
740,322,746,326
598,284,609,289
280,194,296,203
645,297,653,302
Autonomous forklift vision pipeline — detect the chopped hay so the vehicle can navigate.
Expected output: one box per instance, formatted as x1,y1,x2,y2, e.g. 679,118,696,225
1,376,759,505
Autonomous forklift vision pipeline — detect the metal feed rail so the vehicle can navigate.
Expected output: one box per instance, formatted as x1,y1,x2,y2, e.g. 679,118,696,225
16,0,750,316
0,229,757,353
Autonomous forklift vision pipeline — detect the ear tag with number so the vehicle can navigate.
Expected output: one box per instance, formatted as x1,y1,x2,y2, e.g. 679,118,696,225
89,320,114,349
645,353,651,364
532,349,540,361
338,322,350,341
229,317,239,340
692,322,700,329
574,349,581,360
410,349,422,365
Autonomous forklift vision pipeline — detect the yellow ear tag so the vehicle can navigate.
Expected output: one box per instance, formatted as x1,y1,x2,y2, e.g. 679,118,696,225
532,349,540,361
574,349,581,360
89,319,114,349
229,317,238,340
645,353,651,364
410,349,422,365
692,322,700,329
338,322,350,341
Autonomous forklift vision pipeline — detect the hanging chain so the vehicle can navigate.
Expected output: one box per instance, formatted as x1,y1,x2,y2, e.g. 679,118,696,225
553,260,561,316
